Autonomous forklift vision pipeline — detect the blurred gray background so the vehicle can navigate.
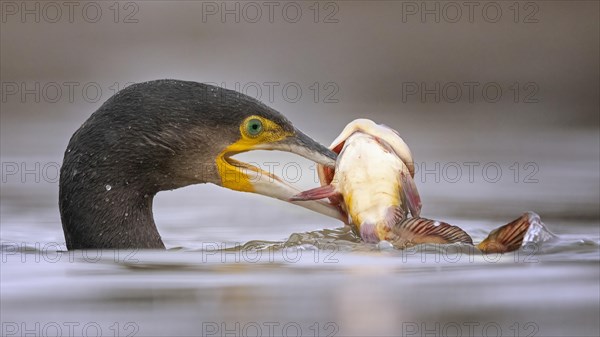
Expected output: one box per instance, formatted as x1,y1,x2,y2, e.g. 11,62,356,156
1,1,599,237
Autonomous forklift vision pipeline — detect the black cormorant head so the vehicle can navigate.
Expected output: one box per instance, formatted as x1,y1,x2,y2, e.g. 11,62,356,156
59,80,342,248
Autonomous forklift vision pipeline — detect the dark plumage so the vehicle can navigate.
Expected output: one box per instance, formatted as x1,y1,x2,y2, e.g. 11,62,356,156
59,80,334,249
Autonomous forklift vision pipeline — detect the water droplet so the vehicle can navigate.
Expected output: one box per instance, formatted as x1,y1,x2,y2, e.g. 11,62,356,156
105,184,112,191
376,240,394,251
67,149,72,153
124,213,129,217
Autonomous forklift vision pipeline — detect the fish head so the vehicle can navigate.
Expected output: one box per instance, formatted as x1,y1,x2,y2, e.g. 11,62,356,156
317,119,416,186
316,119,422,230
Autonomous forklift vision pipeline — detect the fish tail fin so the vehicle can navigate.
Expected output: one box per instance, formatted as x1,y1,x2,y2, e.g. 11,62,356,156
477,212,543,253
388,217,474,247
290,185,338,201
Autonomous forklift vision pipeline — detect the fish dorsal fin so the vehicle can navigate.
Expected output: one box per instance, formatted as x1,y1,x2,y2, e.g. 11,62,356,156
477,212,552,253
388,217,474,246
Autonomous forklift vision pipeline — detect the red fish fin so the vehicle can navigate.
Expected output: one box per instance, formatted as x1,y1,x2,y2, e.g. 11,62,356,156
319,140,345,186
384,206,407,229
400,170,422,217
331,141,345,155
290,185,338,201
389,217,473,246
477,212,544,253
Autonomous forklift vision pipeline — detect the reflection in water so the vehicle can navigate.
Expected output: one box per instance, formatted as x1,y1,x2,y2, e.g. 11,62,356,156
1,222,599,336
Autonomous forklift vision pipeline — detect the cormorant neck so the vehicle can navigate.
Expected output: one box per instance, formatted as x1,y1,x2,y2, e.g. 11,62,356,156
60,170,166,249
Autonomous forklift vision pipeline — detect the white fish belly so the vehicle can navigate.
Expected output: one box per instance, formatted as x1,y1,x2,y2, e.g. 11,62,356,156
333,133,404,228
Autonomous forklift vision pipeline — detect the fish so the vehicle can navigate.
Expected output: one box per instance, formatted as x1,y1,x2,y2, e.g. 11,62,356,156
291,119,423,243
292,119,556,253
388,212,556,252
477,211,557,253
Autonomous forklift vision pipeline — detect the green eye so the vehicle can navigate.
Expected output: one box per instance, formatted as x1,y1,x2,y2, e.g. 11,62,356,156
246,118,263,136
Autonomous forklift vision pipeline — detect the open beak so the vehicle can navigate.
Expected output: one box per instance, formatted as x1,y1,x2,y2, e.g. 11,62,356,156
220,130,345,222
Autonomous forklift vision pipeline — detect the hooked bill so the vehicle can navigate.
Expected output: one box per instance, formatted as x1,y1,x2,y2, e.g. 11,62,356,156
291,119,422,242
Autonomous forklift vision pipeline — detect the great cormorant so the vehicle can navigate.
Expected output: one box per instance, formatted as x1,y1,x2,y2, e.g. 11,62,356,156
59,80,342,249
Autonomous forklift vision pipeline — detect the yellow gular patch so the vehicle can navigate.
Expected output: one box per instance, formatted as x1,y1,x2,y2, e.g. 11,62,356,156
217,115,293,192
